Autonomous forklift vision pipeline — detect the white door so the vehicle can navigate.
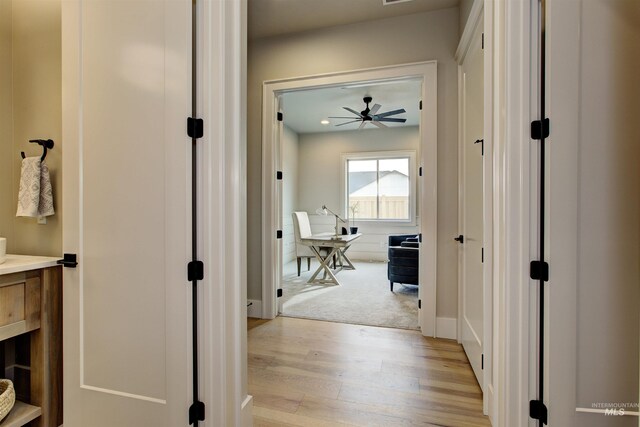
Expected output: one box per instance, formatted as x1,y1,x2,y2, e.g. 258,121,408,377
62,1,191,425
459,21,484,388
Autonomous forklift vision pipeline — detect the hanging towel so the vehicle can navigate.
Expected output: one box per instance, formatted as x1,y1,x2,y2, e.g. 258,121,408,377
38,162,55,216
16,157,55,217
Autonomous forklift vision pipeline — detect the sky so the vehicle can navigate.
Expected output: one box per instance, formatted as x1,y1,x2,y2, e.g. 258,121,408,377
348,158,409,175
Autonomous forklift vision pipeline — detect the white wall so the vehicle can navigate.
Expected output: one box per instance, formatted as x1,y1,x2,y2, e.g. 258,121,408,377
282,125,299,263
248,7,460,318
298,126,419,261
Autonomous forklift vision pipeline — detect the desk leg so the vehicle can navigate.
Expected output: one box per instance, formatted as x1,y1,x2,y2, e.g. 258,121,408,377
307,246,340,285
340,246,356,270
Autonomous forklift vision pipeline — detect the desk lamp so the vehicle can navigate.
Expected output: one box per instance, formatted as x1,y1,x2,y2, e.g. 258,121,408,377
315,205,347,238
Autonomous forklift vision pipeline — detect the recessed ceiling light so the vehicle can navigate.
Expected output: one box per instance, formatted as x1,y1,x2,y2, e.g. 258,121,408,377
320,119,330,125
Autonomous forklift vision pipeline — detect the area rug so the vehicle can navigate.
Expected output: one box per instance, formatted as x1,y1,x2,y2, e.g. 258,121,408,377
281,260,419,330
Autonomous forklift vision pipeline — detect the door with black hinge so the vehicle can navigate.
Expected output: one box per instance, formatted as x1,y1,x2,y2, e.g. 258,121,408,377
62,1,192,425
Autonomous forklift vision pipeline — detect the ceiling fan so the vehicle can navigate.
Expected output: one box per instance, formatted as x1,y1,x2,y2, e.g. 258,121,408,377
329,96,406,129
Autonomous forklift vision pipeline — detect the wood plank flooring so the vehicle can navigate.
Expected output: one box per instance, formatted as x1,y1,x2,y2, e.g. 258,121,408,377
248,317,491,427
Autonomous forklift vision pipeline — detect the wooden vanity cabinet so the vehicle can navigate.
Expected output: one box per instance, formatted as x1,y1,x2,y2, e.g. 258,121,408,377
0,266,62,427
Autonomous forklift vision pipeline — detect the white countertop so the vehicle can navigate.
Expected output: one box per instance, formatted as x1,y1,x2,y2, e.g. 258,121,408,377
0,254,61,275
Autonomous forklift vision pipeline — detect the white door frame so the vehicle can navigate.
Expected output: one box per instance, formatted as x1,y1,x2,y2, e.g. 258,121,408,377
460,0,537,425
456,0,493,416
491,0,536,425
199,0,252,425
62,0,250,425
261,61,438,337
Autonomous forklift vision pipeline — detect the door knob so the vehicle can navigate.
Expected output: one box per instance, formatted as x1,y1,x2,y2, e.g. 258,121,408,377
454,235,464,244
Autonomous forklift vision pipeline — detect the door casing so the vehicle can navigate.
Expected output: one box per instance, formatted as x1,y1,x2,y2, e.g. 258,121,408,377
261,61,439,337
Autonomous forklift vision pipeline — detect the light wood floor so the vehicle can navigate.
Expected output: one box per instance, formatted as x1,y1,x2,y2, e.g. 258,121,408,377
248,317,491,427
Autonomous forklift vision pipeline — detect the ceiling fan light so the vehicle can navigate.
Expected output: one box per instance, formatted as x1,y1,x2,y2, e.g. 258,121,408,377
320,119,330,125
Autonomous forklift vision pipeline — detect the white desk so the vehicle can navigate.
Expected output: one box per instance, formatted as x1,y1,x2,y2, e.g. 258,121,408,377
300,233,361,285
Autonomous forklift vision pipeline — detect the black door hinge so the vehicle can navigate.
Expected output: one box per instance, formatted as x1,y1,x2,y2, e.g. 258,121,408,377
481,247,484,263
418,299,421,309
529,400,548,424
276,171,283,180
277,112,283,122
418,233,422,243
419,166,422,177
57,253,78,268
474,139,484,156
189,401,205,424
481,354,484,370
187,261,204,281
277,288,283,298
187,117,204,139
481,33,484,50
276,230,283,239
530,260,549,282
419,100,422,110
531,118,550,140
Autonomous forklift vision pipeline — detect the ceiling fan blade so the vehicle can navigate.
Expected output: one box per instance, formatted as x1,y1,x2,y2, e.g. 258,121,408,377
336,119,362,127
343,107,364,117
328,116,360,119
369,104,381,115
376,108,406,118
358,121,366,130
377,117,407,123
372,121,388,128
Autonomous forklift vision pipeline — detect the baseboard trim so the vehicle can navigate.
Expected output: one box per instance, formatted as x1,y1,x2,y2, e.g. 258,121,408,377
247,299,262,318
241,394,253,427
436,316,457,340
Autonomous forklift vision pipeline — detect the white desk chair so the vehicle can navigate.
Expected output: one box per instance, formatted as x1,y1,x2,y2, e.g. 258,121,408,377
292,211,332,276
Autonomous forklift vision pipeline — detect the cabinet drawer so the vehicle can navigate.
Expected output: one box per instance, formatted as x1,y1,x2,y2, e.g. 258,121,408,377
0,271,41,341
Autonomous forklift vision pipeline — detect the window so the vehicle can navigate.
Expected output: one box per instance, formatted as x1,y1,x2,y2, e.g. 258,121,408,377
343,151,415,222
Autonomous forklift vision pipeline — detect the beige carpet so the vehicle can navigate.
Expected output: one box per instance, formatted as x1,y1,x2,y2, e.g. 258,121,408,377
281,260,419,330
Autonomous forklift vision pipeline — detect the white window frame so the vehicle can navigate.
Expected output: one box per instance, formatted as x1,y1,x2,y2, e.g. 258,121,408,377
340,150,417,225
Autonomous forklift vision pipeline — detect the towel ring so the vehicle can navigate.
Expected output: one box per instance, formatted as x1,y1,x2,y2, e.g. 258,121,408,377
21,139,54,162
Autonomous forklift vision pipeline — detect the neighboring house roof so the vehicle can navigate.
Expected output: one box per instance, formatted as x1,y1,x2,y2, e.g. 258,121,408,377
349,171,380,194
348,170,393,194
350,170,408,197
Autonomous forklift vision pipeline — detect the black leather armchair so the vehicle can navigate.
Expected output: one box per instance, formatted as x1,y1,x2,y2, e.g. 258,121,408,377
387,234,419,291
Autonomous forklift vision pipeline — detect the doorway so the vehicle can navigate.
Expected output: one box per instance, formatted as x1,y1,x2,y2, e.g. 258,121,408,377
261,62,438,336
277,80,422,330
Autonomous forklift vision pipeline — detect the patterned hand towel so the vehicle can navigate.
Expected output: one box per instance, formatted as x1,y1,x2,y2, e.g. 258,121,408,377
38,162,55,216
16,157,55,217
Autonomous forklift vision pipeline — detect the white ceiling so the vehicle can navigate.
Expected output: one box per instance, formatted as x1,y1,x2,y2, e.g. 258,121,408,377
281,79,421,134
248,0,459,40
